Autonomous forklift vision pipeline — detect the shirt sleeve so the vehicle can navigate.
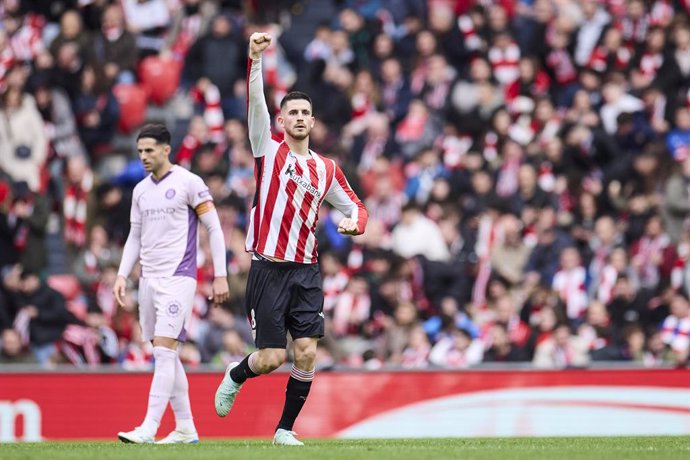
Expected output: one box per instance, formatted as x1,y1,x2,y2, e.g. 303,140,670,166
187,174,213,209
324,164,368,235
130,187,142,224
247,57,279,158
118,191,142,278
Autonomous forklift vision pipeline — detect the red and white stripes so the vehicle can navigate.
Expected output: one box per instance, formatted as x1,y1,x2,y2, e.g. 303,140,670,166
290,365,315,382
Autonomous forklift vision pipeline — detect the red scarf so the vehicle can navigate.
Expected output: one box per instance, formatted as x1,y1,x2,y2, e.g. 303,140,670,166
64,172,92,248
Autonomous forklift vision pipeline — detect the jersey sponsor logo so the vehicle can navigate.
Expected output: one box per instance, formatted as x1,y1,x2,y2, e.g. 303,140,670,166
284,163,321,198
165,188,176,199
142,207,176,221
166,300,182,317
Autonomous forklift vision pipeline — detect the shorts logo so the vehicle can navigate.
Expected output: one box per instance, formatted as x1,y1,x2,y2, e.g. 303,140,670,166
167,301,182,317
165,188,176,199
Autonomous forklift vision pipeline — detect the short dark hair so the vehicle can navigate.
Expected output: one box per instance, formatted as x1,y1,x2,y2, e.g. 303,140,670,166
137,123,171,145
280,91,312,110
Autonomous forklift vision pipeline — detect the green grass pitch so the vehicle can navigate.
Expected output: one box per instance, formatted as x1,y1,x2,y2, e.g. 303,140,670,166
3,437,690,460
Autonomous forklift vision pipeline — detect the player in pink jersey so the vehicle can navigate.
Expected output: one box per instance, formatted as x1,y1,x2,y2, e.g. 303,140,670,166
214,32,368,446
114,124,230,444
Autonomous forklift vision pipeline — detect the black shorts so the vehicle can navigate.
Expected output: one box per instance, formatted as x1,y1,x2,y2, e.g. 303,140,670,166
245,258,325,349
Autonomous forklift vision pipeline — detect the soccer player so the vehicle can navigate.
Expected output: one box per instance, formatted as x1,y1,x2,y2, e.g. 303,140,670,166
114,124,230,444
213,32,368,446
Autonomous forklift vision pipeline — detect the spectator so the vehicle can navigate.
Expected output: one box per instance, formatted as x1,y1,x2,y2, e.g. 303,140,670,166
93,183,131,246
490,214,530,286
0,71,48,193
573,0,611,67
90,4,138,84
211,329,252,368
429,325,483,368
552,246,589,323
630,214,677,292
378,56,412,124
0,264,22,331
48,10,92,63
664,156,690,243
379,301,420,365
30,72,86,159
184,14,244,104
62,156,93,253
524,209,574,287
14,269,79,366
659,291,690,367
121,0,172,58
10,182,50,274
71,63,120,158
163,0,217,60
0,328,37,364
666,106,690,161
482,322,528,363
400,325,431,369
642,328,675,367
533,322,590,369
52,41,85,101
72,224,121,296
391,201,449,261
0,182,19,270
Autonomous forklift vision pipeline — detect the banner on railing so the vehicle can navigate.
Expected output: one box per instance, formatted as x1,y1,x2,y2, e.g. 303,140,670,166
1,369,689,441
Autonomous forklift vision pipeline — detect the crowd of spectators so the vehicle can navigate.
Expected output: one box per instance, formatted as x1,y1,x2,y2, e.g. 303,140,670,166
1,0,690,371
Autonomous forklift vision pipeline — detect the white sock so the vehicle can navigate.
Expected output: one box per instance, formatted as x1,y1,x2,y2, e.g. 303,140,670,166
170,356,196,433
141,346,177,435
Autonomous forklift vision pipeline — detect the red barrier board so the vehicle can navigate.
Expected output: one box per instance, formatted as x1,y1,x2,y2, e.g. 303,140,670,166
1,369,689,441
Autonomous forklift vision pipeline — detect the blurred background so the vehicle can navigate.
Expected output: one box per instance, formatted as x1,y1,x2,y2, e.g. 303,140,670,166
1,0,690,375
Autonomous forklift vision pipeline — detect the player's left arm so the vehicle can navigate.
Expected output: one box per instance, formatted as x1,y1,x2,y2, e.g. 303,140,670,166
323,164,368,236
189,177,229,305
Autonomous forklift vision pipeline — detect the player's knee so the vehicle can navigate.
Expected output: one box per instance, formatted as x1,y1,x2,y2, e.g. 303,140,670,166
294,347,317,369
256,349,286,372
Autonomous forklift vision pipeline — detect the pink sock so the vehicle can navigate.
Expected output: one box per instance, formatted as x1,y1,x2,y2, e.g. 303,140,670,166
170,356,196,432
141,346,177,435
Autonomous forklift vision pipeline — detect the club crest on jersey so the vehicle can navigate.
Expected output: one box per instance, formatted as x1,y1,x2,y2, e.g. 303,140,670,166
165,188,176,199
166,300,182,317
284,163,321,197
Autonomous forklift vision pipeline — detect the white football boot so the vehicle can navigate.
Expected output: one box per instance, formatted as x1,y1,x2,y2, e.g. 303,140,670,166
156,430,199,444
117,427,155,444
273,429,304,446
214,361,242,417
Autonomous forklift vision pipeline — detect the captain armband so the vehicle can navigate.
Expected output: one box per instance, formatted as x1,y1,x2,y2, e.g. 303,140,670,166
195,201,215,216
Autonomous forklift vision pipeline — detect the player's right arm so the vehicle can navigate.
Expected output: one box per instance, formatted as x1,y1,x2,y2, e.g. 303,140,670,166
114,190,142,307
247,32,276,158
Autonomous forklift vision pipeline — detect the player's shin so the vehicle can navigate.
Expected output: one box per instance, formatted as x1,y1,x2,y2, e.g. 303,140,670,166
170,356,196,433
229,352,260,383
276,365,314,432
141,346,177,435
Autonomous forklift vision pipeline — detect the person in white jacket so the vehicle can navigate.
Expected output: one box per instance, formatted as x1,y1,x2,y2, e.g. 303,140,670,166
0,84,48,192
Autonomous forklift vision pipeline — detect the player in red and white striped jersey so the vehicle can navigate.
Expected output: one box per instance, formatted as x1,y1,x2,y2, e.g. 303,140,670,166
214,32,368,446
244,64,367,262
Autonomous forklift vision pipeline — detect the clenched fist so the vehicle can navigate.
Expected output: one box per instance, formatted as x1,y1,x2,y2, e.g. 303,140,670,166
249,32,272,60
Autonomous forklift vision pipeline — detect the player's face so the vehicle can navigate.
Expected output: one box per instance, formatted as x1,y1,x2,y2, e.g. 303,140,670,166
279,99,314,141
137,137,170,175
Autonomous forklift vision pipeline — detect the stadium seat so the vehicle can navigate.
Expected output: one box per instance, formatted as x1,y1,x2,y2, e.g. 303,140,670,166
137,56,181,106
112,83,148,134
